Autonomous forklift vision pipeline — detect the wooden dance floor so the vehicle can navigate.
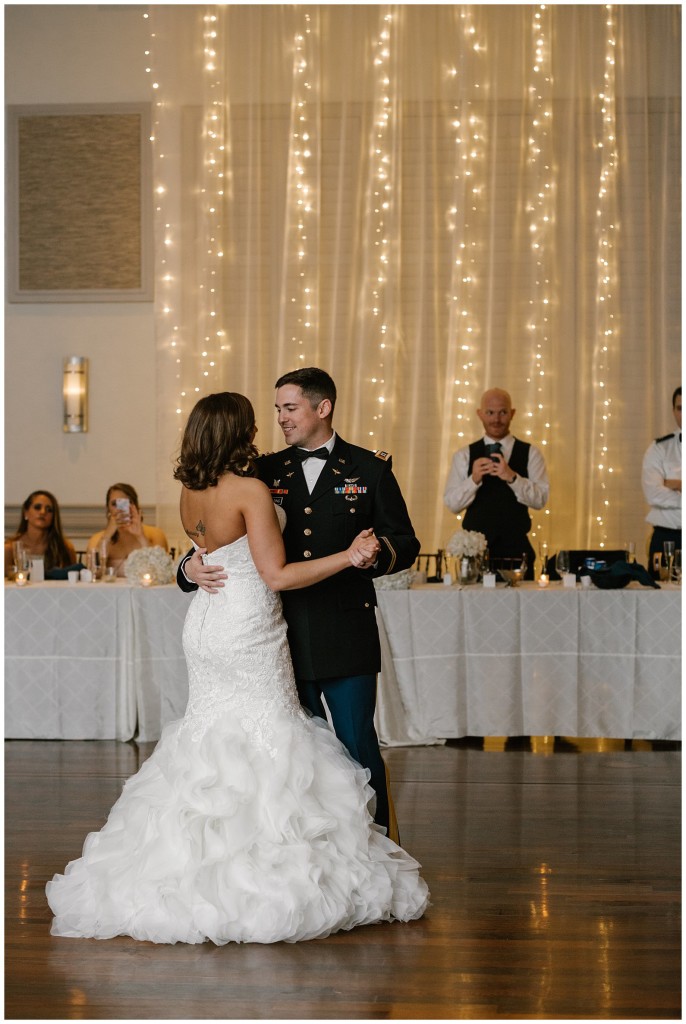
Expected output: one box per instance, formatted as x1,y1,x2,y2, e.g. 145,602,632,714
5,738,681,1020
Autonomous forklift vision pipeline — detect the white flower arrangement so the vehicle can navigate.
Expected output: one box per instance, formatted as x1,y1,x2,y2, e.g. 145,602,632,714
124,546,176,586
446,529,487,558
373,568,417,591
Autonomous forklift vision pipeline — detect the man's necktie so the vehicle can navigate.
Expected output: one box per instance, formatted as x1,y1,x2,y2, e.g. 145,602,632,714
295,447,329,461
485,442,502,457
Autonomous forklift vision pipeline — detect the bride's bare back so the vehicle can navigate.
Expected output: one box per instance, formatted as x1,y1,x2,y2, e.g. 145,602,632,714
180,473,268,554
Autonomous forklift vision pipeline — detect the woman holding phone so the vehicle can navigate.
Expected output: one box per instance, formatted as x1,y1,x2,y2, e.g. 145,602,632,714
87,483,168,575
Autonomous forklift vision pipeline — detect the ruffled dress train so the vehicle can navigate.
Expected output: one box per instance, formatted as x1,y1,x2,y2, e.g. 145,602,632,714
46,533,429,944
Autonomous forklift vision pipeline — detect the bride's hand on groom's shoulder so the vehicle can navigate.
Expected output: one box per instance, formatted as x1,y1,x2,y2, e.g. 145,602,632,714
186,548,228,593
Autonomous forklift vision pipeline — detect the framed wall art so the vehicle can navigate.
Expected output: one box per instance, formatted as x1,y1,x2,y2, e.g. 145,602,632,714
6,103,153,302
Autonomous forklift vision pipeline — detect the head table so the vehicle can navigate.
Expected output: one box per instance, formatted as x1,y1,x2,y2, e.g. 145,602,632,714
5,579,681,744
375,581,681,745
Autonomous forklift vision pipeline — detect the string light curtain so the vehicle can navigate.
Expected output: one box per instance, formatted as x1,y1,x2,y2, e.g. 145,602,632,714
148,5,680,558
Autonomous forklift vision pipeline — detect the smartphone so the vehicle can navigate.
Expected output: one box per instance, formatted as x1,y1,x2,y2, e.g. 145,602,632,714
114,497,131,515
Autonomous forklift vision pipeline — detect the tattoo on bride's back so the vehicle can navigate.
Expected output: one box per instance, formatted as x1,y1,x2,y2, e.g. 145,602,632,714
186,519,206,540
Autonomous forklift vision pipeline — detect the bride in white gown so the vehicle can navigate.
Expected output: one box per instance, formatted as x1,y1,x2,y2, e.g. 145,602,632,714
47,392,429,944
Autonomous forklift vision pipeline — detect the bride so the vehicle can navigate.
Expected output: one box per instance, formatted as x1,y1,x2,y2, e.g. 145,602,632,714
47,392,429,945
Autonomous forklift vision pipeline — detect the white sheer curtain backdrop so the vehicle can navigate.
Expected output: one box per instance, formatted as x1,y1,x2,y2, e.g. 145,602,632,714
148,5,680,561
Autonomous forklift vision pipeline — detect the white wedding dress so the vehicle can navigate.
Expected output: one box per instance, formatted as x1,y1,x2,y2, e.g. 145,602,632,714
47,516,429,944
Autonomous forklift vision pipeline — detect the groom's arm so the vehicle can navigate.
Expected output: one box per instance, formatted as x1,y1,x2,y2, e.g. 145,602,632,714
176,550,198,593
176,548,227,594
368,458,421,577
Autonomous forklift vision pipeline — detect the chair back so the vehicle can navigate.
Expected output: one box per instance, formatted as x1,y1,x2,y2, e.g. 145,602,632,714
416,552,445,582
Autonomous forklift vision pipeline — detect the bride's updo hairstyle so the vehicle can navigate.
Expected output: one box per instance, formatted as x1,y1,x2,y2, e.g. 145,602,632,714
174,392,259,490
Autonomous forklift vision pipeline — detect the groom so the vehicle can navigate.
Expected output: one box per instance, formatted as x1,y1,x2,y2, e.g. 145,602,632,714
177,367,420,840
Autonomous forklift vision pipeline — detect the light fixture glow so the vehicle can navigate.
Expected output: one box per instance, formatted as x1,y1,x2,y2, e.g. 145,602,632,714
63,356,88,433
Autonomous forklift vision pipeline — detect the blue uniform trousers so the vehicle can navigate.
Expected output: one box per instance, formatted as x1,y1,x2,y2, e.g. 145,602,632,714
295,674,391,835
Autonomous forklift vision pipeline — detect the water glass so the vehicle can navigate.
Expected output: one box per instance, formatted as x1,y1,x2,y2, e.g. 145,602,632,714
555,550,570,576
12,541,29,573
85,549,101,581
625,541,636,564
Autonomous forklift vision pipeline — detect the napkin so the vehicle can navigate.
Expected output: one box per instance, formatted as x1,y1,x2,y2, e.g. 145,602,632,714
583,560,659,590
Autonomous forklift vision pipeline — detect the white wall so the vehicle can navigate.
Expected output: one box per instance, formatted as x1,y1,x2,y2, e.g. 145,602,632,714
5,5,157,508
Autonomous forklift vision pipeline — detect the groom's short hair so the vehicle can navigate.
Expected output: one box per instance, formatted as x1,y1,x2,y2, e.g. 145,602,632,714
275,367,337,414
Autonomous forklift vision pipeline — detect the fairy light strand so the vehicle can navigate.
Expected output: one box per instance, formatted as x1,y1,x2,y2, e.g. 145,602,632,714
365,6,397,440
195,10,227,399
445,8,488,521
282,10,319,364
523,3,555,545
590,5,620,547
146,10,187,440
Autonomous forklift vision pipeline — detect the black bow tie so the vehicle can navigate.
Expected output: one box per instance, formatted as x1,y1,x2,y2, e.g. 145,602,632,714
294,447,329,462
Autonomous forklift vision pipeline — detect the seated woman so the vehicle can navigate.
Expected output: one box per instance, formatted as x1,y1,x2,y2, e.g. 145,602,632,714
87,483,168,576
5,490,77,577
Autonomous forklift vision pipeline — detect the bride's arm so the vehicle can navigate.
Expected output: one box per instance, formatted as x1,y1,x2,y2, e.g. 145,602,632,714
243,481,377,592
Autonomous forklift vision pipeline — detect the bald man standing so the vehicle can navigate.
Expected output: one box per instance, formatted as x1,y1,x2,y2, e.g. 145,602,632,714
444,388,549,579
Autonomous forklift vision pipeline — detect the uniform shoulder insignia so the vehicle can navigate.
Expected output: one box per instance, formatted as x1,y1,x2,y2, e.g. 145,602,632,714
374,449,391,461
656,433,675,444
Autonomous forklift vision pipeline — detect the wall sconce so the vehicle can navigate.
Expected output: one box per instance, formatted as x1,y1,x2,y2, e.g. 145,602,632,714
63,356,88,433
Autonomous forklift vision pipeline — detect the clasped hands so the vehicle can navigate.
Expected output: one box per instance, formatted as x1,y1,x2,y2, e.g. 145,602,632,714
347,528,380,569
472,454,514,485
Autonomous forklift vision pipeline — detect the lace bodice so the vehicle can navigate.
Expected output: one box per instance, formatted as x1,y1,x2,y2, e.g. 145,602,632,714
181,526,305,751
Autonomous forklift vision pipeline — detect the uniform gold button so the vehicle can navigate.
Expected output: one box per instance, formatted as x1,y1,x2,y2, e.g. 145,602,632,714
304,528,312,536
304,507,312,515
304,550,312,558
364,602,370,608
349,507,356,513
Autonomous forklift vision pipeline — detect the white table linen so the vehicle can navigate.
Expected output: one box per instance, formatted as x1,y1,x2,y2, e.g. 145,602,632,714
5,581,192,741
5,582,138,740
375,583,681,744
5,579,681,744
129,586,193,740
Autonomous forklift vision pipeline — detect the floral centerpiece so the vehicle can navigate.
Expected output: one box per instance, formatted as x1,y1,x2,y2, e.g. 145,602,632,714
124,546,176,586
446,529,487,558
445,529,487,584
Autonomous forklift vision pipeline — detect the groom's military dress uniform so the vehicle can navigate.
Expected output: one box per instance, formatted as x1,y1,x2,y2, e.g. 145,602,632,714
178,434,420,839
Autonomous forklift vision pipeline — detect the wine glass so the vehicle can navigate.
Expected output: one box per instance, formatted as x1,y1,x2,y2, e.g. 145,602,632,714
663,540,675,581
672,550,681,584
555,550,570,577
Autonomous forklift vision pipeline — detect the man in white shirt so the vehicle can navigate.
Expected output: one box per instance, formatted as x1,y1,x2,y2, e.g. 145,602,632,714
642,386,681,578
444,388,549,579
